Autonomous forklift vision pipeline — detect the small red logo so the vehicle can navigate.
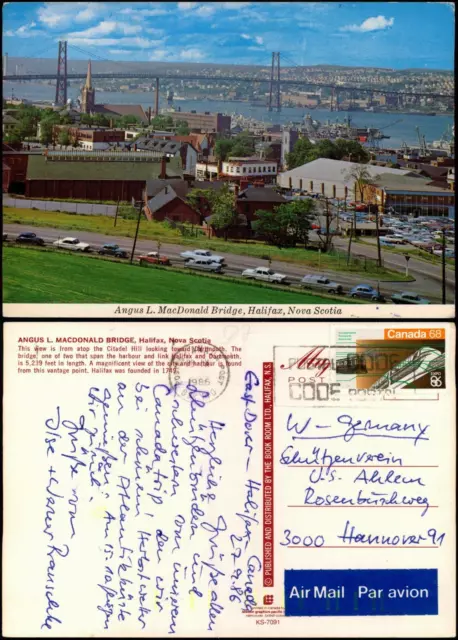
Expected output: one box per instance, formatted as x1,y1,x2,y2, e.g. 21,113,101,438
280,347,331,378
263,594,274,605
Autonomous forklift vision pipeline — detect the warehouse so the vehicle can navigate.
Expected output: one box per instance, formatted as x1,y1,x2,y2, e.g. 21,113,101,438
24,152,182,201
277,158,417,198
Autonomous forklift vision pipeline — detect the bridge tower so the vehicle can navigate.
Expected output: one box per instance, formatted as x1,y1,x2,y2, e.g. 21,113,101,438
268,52,281,112
55,40,68,106
3,52,7,77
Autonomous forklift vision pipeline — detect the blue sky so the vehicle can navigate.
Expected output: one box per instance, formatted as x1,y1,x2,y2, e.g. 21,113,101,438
2,2,455,69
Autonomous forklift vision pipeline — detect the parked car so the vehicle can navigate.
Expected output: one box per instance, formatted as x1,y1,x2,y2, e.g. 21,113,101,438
180,249,225,264
386,237,406,245
53,237,91,252
379,236,396,245
15,232,45,246
349,285,385,302
98,243,128,258
139,251,171,266
185,257,223,273
300,274,343,294
433,248,455,258
391,291,431,305
242,267,288,284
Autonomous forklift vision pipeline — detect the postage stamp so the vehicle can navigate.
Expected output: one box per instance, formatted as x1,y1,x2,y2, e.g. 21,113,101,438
274,327,446,407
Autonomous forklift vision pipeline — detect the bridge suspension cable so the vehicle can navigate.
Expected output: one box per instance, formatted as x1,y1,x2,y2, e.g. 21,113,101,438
67,43,144,75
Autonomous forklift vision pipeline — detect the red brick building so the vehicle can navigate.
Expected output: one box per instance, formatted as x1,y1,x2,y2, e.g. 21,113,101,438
2,148,32,194
144,183,200,223
52,126,126,149
3,162,11,193
236,186,287,221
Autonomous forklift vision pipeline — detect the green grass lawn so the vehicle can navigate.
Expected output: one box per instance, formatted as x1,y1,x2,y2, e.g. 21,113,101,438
3,246,353,304
4,207,409,280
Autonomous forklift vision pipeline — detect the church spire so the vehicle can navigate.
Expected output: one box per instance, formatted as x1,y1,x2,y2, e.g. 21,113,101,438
81,60,95,114
85,60,92,89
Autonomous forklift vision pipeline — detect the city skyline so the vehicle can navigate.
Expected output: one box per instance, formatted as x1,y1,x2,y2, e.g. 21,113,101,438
3,1,455,70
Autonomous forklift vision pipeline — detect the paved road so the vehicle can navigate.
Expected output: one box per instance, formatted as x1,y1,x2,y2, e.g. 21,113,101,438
4,223,454,303
332,236,455,300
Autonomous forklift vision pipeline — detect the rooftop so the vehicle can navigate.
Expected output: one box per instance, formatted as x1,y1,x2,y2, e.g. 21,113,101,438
238,188,287,202
280,158,415,185
146,178,189,198
371,174,454,193
147,188,181,213
26,154,182,181
3,114,19,124
227,156,277,163
94,104,148,124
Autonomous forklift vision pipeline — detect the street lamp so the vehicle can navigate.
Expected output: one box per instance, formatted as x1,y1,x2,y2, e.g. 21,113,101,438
404,254,411,278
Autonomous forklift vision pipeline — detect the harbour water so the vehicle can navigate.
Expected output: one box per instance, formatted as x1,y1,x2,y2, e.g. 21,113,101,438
3,81,454,148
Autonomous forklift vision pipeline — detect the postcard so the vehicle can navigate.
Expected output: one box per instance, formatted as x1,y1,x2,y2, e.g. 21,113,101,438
2,1,455,319
3,321,455,637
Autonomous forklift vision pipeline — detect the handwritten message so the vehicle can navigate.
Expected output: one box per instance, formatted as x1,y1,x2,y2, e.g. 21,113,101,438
38,376,262,635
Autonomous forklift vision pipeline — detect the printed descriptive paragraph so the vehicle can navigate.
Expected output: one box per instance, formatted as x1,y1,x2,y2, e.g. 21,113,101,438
15,336,243,376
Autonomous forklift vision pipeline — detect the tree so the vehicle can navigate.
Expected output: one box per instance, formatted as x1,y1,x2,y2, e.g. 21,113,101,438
343,164,381,267
151,114,174,130
114,115,141,128
252,199,314,248
209,185,238,240
214,131,254,162
58,129,71,146
5,130,22,145
175,119,190,135
39,120,54,145
214,138,233,162
230,131,254,157
334,138,370,163
285,136,314,169
311,139,341,162
186,188,215,223
80,114,93,126
263,145,276,160
59,114,73,125
286,136,369,169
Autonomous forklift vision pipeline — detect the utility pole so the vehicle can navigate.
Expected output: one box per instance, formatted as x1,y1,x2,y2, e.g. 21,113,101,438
114,198,120,228
346,219,353,266
375,206,382,267
325,197,331,252
130,195,144,265
442,230,446,304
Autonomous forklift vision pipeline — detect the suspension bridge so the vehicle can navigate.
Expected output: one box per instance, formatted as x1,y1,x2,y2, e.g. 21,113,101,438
3,41,454,110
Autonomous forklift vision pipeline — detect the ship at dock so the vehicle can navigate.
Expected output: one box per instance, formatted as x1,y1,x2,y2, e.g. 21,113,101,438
300,113,392,144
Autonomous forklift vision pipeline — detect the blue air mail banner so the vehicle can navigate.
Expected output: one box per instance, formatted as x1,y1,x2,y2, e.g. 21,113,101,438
2,322,455,638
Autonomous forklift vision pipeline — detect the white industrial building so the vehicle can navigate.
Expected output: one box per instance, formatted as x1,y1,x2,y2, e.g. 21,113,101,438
221,157,278,178
277,158,417,198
